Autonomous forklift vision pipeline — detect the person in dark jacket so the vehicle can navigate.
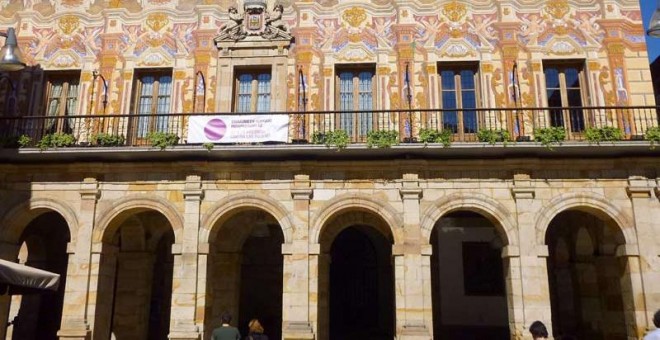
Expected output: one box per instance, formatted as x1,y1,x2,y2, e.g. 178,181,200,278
246,318,269,340
529,320,549,340
212,312,241,340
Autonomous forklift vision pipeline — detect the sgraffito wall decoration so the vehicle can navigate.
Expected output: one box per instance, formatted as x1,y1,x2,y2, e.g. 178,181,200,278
0,0,651,120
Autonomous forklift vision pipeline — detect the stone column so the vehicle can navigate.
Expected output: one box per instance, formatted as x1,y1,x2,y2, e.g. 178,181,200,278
501,246,524,340
58,178,99,340
394,174,431,340
626,177,659,336
282,175,314,340
511,174,553,338
310,250,329,340
170,175,203,340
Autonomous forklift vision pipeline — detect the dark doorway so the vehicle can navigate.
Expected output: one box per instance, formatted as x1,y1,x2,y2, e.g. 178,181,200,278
329,226,394,340
430,211,509,340
8,212,70,340
546,210,627,340
238,223,284,340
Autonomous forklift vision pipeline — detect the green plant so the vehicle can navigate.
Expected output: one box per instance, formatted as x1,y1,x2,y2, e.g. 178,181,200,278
477,129,511,146
17,135,31,148
534,127,566,150
91,133,125,147
36,132,76,150
418,128,452,147
366,130,399,148
146,131,179,150
311,130,350,150
644,126,660,149
584,126,623,145
203,142,215,151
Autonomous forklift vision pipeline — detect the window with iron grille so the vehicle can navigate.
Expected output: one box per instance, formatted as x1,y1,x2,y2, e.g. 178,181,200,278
130,69,173,139
335,66,375,139
43,72,81,134
438,63,480,135
544,61,587,132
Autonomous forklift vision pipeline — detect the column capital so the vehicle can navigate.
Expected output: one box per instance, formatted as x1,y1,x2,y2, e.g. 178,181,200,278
615,244,640,258
79,177,100,201
183,189,204,201
399,188,423,200
501,245,520,258
627,176,653,198
291,188,313,200
511,187,535,200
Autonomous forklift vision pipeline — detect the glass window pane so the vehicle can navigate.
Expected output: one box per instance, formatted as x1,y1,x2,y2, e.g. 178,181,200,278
567,89,582,107
237,74,253,113
460,70,475,90
547,90,562,107
544,68,560,89
257,73,271,112
564,67,580,88
338,72,354,134
440,71,456,90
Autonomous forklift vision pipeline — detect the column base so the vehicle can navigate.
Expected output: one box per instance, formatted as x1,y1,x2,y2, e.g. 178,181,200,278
57,328,91,340
397,323,431,340
283,321,315,340
168,332,201,340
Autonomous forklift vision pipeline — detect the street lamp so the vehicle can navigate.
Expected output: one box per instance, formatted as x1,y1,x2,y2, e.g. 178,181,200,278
649,0,660,38
0,28,26,72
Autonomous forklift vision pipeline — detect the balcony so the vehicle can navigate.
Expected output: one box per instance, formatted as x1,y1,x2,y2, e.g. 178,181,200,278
0,106,658,162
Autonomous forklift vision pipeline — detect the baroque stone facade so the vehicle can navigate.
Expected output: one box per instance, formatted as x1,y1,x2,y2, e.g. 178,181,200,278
0,1,659,340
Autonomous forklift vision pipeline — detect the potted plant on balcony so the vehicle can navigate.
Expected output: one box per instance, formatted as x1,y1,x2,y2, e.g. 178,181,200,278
147,131,179,150
36,132,76,150
311,130,349,150
418,128,452,147
533,127,566,150
91,133,126,147
644,126,660,149
584,126,623,145
366,130,399,148
477,128,511,146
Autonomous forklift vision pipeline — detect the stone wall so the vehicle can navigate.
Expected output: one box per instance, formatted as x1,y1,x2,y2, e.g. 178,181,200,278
0,157,658,339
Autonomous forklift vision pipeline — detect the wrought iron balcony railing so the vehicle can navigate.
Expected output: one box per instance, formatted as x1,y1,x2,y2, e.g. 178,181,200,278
0,106,658,148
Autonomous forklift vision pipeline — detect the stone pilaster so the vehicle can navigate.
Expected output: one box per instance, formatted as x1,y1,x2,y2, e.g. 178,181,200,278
169,175,203,340
58,178,99,340
395,173,430,340
511,173,553,338
283,174,314,340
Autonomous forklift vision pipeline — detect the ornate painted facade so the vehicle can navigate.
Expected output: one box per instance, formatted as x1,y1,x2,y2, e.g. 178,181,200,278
0,1,659,340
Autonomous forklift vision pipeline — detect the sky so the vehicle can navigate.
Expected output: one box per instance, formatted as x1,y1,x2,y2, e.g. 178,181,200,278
641,0,660,63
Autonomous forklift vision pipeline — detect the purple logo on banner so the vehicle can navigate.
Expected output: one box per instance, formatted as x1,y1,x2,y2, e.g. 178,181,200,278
204,118,227,141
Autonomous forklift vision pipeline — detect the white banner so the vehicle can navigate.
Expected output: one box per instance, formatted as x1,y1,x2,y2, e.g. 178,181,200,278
187,115,289,143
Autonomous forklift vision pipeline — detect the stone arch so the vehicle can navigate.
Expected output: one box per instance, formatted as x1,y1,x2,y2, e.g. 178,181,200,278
310,193,403,246
0,197,79,245
535,192,635,246
200,192,294,245
420,192,517,246
93,195,184,244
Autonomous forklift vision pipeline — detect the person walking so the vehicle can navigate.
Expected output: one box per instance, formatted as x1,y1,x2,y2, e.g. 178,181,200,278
246,319,269,340
529,320,549,340
645,310,660,340
212,312,241,340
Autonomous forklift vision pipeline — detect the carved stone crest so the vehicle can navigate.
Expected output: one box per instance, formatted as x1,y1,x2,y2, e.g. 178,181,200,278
216,1,291,42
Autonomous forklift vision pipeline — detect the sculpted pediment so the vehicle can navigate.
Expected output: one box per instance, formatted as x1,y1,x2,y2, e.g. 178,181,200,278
215,0,292,43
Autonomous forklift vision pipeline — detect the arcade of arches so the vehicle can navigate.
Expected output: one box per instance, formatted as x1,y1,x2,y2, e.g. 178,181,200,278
0,174,658,340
